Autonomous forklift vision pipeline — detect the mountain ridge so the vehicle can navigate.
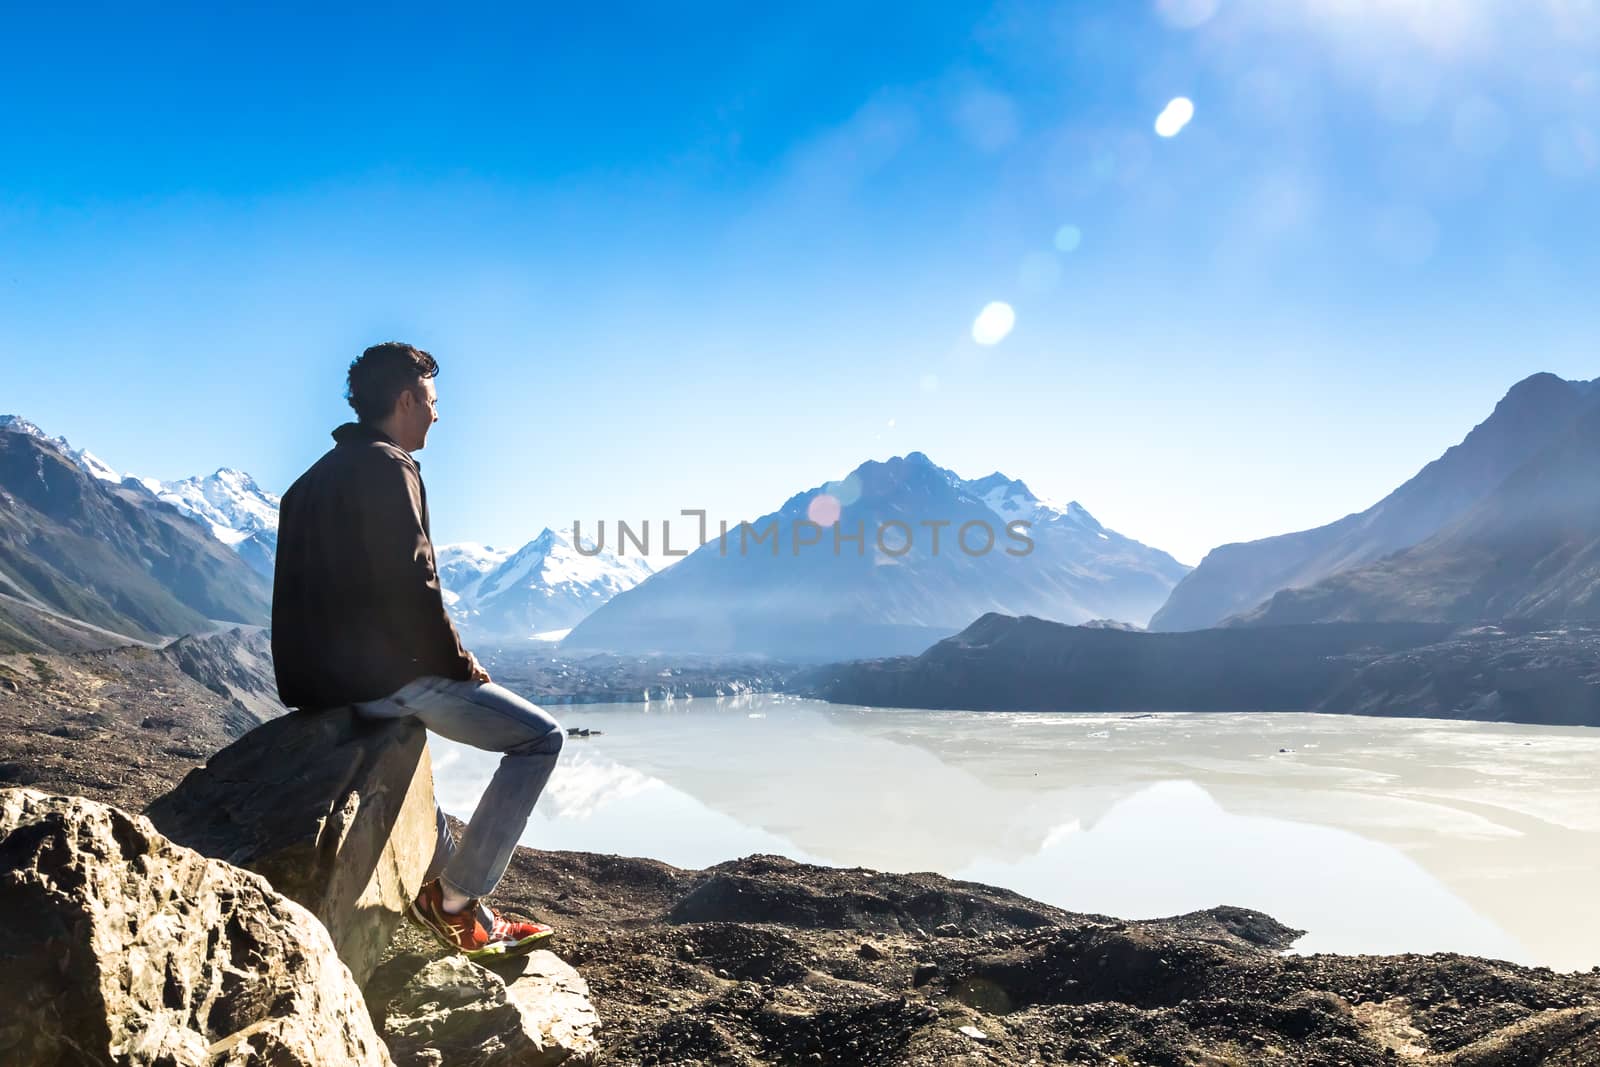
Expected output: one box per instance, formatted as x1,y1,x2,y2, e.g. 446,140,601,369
1238,394,1600,625
0,429,271,645
1149,372,1600,631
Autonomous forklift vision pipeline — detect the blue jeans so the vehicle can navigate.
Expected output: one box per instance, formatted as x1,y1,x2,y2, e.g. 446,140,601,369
354,676,564,900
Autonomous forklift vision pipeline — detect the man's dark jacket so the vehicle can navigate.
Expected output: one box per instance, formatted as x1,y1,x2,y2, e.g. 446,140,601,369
272,422,472,708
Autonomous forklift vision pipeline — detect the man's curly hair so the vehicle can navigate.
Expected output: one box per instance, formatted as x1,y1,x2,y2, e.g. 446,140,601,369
346,342,439,424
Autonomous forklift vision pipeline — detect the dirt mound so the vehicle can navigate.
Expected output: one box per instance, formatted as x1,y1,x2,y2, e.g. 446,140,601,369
668,854,1068,935
497,849,1600,1065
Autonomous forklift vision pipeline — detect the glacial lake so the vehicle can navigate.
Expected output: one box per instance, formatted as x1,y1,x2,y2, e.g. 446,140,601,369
429,694,1600,972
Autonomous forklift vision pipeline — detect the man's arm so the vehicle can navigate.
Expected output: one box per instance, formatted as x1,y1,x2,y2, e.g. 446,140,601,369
363,454,475,682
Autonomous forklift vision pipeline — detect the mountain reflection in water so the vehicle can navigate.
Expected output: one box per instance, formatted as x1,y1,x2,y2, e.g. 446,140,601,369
430,694,1600,971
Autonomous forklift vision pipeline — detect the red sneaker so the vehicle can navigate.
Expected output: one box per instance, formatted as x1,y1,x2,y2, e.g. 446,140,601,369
409,879,554,959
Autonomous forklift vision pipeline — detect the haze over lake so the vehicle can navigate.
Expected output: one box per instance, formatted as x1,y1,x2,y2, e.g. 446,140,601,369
431,695,1600,972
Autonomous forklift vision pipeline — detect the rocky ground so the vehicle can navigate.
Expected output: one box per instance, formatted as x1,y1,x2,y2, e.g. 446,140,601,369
6,647,1600,1065
484,850,1600,1066
0,637,269,808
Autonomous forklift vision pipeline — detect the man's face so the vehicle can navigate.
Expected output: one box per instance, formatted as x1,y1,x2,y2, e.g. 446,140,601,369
397,377,438,452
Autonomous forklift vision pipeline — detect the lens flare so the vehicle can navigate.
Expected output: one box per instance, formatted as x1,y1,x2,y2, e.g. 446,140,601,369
823,474,863,506
807,493,842,526
1155,97,1195,137
971,302,1016,346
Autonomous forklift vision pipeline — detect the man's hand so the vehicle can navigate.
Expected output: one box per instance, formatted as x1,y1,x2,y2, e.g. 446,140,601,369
466,651,492,684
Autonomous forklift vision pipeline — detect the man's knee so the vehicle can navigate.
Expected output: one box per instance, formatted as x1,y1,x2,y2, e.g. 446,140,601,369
508,722,564,759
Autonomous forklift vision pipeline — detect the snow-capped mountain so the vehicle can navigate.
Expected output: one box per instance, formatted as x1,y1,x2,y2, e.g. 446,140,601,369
140,469,281,578
966,471,1111,538
436,542,512,609
565,451,1190,660
0,421,272,643
143,469,279,546
2,415,282,576
451,527,654,639
0,415,121,483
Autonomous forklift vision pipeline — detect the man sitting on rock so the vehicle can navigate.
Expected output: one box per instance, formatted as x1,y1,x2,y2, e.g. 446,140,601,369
272,341,564,958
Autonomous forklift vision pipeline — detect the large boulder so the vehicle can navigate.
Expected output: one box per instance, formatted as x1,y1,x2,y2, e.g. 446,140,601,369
0,788,392,1066
147,708,437,987
372,947,600,1067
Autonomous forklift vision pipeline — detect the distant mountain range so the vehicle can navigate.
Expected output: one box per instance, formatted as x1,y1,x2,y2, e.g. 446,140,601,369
800,612,1600,726
1150,373,1600,631
4,418,1178,657
0,416,282,578
0,417,659,647
0,426,270,646
16,369,1593,666
565,451,1189,660
800,371,1600,723
440,529,654,639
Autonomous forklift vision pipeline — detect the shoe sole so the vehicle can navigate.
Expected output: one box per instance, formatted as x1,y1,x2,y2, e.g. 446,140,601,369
463,928,556,960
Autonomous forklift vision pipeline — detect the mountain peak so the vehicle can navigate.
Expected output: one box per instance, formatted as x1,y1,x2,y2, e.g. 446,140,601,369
963,471,1094,528
822,454,1099,531
0,415,120,482
1063,500,1104,530
145,465,280,551
1497,372,1598,413
965,471,1019,493
503,536,552,564
567,450,1188,657
0,414,48,439
462,524,654,637
967,471,1035,499
1152,370,1600,631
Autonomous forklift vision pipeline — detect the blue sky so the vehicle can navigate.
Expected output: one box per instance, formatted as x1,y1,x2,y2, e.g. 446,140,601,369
4,1,1597,565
